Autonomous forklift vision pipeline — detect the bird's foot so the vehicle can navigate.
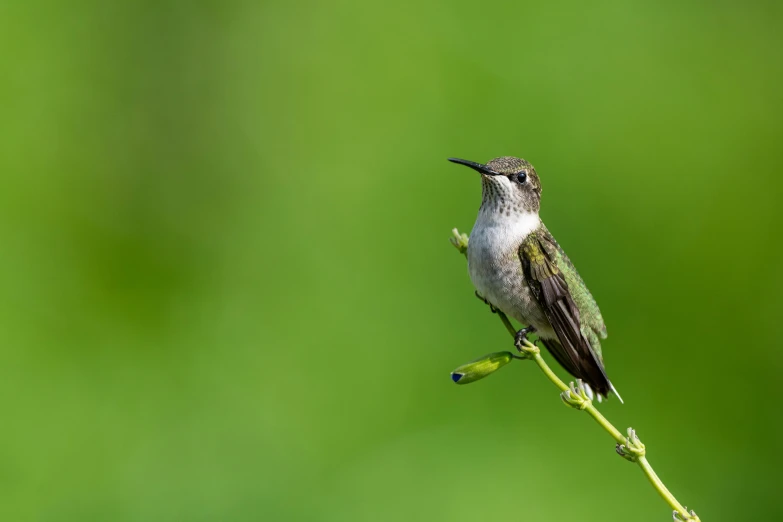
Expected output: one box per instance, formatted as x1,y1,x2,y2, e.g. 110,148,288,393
513,326,539,357
513,325,536,348
474,291,499,314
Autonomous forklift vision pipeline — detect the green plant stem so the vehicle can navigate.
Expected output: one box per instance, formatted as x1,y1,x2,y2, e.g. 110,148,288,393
499,310,690,516
452,230,698,520
638,456,690,516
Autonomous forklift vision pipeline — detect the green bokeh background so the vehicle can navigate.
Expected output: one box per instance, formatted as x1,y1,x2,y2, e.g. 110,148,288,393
2,1,782,520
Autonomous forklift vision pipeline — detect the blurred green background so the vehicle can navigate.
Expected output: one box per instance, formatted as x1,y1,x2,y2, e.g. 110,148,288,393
1,0,782,520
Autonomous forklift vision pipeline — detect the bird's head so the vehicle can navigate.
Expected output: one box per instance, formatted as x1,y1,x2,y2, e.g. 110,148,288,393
448,156,542,214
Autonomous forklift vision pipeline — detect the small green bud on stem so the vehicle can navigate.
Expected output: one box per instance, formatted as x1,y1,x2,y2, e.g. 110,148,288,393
560,380,592,410
616,428,646,462
449,228,469,255
451,351,514,384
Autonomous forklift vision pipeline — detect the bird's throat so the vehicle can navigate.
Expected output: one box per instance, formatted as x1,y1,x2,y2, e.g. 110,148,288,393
474,207,541,242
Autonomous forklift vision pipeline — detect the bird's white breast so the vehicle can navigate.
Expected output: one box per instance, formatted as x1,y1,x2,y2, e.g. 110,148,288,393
467,210,542,324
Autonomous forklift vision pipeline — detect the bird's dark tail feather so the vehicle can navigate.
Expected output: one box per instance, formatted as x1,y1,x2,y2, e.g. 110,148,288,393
540,338,621,402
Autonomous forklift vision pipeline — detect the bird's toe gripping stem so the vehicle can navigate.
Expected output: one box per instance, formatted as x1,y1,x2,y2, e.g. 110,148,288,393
514,325,536,347
513,325,539,357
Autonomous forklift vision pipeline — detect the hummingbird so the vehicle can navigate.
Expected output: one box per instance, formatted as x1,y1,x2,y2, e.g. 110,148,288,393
449,156,621,402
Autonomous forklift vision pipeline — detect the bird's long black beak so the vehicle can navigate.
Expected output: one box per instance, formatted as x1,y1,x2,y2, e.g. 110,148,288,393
447,158,501,176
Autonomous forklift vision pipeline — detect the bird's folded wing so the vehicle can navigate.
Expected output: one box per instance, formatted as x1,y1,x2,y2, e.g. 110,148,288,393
519,233,610,388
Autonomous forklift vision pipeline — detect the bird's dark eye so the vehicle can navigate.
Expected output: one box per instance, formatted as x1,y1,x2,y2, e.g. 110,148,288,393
516,171,527,184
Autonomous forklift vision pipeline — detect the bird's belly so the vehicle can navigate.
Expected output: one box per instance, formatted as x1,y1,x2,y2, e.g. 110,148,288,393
467,228,551,334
